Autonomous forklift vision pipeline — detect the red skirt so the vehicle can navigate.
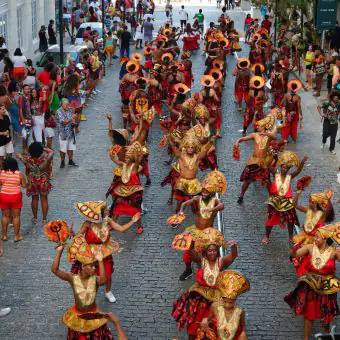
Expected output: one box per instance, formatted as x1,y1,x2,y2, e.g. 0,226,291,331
199,151,218,171
0,192,23,209
266,205,300,228
67,323,113,340
94,255,114,278
234,87,249,104
112,191,143,217
240,164,270,187
284,282,339,327
172,291,211,336
183,36,200,52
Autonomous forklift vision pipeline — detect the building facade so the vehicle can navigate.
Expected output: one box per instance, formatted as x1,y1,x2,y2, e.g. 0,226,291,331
0,0,55,58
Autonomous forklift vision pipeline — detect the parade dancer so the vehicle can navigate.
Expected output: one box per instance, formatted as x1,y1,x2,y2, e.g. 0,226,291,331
170,133,216,212
177,170,226,281
285,226,340,340
263,152,308,244
235,114,279,204
172,228,238,340
281,79,302,143
233,58,251,111
74,200,140,302
270,62,285,107
199,270,250,339
51,243,127,339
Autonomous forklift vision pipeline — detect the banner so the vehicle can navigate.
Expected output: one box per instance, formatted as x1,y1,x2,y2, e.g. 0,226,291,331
315,0,337,30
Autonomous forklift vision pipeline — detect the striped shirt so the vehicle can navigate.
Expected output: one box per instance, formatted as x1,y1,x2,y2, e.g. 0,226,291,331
0,171,21,194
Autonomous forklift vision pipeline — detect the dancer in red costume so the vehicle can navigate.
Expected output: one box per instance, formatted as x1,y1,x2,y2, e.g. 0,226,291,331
233,58,251,111
281,79,302,143
172,228,238,340
270,62,285,107
74,200,140,303
263,152,307,244
285,226,340,340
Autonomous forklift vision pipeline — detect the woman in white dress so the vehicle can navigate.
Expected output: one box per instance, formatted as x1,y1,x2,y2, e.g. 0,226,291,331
134,22,144,49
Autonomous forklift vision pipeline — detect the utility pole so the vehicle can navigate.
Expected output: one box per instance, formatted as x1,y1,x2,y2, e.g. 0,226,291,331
274,0,278,47
59,0,64,65
102,0,105,36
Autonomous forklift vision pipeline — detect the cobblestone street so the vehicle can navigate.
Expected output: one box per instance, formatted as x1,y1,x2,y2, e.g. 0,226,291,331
1,5,340,340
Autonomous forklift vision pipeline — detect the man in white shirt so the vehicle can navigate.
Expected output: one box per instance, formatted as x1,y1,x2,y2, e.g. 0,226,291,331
90,0,99,10
96,5,102,21
179,5,188,30
143,13,154,21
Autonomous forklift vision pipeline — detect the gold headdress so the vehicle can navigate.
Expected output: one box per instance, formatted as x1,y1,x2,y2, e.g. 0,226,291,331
194,228,226,253
75,201,107,223
254,114,275,131
277,151,300,168
215,270,250,300
310,190,333,210
67,235,96,265
194,104,210,120
201,170,227,195
181,134,201,153
125,141,142,161
318,222,340,244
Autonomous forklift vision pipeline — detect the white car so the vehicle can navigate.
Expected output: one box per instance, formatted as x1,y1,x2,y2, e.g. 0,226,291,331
75,22,104,45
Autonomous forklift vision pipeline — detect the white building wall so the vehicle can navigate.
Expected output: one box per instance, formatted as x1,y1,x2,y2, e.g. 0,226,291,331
0,0,55,59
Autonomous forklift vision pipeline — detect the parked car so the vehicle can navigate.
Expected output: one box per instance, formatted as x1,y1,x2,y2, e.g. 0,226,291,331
75,22,103,45
36,44,88,69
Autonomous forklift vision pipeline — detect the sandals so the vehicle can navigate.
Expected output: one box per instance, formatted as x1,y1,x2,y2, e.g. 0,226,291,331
1,236,7,241
261,236,270,245
32,218,37,225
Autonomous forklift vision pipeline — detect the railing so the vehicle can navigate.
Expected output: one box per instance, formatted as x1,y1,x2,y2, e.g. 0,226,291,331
215,193,226,257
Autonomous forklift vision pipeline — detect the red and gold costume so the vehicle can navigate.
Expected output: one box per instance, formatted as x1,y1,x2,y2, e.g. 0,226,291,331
285,228,340,328
234,59,250,107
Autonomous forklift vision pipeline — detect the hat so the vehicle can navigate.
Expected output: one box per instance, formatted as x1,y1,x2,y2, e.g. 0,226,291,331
163,28,171,37
219,37,229,48
202,170,227,195
200,75,215,88
215,270,250,300
75,201,107,223
125,141,143,161
135,77,149,86
174,61,185,71
112,128,129,146
277,151,300,168
209,68,223,81
212,60,224,70
318,222,340,244
181,134,201,153
131,52,143,62
252,33,261,41
257,39,270,48
156,39,166,48
170,64,179,72
194,104,210,120
254,114,275,131
310,190,333,210
76,63,84,70
194,228,226,253
237,58,250,69
174,83,190,94
250,76,265,89
67,235,96,265
126,60,140,73
143,46,152,56
161,52,173,62
288,79,302,92
120,57,129,65
251,63,264,74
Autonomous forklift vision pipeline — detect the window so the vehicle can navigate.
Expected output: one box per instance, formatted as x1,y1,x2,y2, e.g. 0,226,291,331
31,0,37,40
17,6,23,48
0,12,8,43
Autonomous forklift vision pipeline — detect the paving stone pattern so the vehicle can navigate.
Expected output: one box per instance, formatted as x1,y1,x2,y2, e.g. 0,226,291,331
0,6,339,340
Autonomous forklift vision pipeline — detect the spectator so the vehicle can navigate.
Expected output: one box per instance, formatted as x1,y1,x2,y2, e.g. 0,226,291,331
39,26,48,53
0,104,14,169
179,6,188,30
0,157,26,242
261,15,272,33
120,25,132,58
0,36,7,49
12,48,27,81
165,0,173,22
105,31,115,66
193,9,204,35
304,44,314,90
88,6,98,22
48,20,57,45
30,88,44,143
90,0,99,10
0,85,11,109
82,32,94,49
134,21,143,49
55,98,78,168
96,5,103,22
313,50,325,97
330,21,340,50
3,57,13,79
143,17,154,44
8,82,22,138
137,0,143,20
260,2,268,18
332,56,340,89
16,142,54,225
318,92,340,155
74,6,83,30
44,109,56,149
149,0,155,15
23,59,37,88
80,0,88,15
326,48,339,96
244,14,253,44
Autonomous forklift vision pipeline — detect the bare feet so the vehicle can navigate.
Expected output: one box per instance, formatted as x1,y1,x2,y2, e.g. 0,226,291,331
32,218,37,225
167,197,173,205
262,236,270,245
14,235,23,242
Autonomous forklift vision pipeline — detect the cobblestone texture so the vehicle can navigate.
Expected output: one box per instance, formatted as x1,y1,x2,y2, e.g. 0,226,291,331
0,5,339,340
